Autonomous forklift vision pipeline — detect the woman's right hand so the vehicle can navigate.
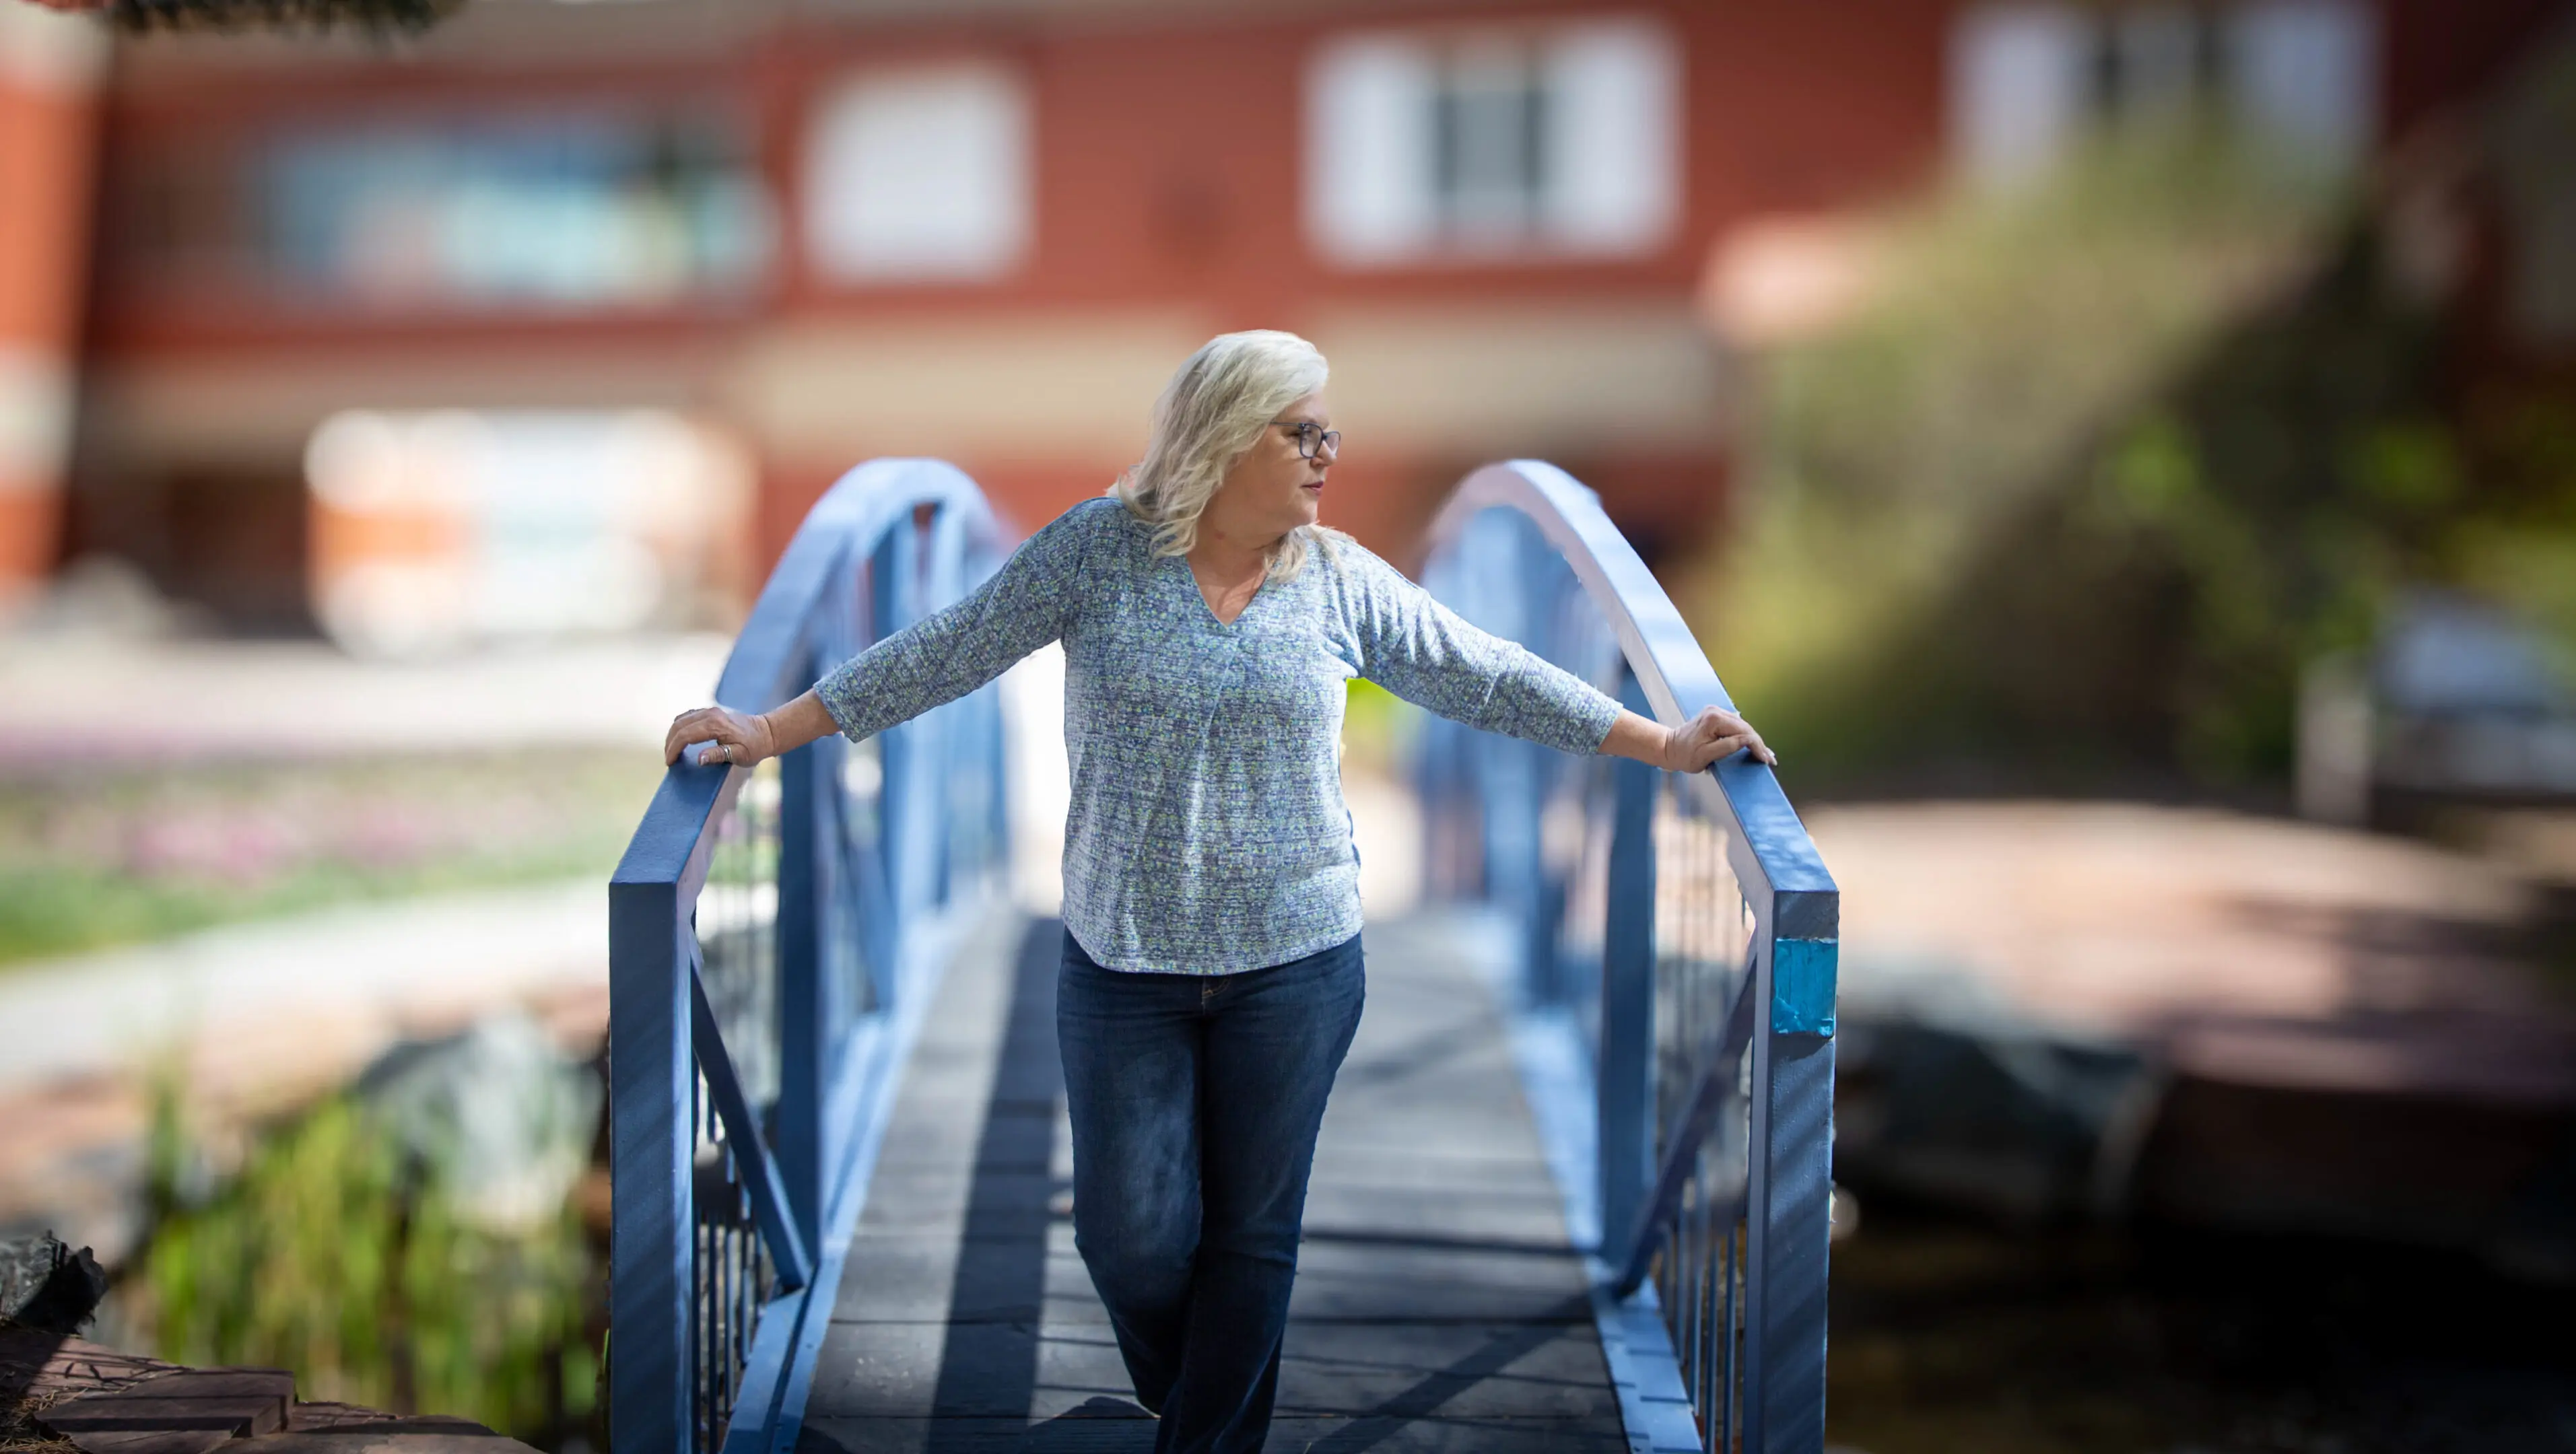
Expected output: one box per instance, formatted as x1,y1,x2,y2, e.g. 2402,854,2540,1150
663,704,777,769
1657,705,1775,771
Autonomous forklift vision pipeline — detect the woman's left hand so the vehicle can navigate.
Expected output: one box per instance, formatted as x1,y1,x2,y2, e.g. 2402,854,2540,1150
1660,705,1776,772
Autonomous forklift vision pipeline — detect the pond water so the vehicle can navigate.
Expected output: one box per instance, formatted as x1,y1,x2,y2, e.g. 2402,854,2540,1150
1828,1200,2576,1454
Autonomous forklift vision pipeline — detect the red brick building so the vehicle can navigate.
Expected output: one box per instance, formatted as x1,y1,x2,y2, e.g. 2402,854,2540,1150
0,4,103,609
2,0,2565,639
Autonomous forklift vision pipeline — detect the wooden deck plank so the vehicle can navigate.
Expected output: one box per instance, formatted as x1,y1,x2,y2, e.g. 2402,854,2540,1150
801,914,1621,1453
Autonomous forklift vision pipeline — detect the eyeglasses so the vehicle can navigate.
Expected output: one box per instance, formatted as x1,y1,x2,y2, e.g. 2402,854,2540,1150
1274,420,1342,460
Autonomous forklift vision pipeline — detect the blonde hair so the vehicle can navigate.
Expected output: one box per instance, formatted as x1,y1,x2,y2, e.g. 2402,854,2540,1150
1113,329,1347,580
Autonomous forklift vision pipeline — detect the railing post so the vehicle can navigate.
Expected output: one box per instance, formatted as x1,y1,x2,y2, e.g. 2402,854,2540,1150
1597,670,1657,1257
871,521,922,994
1456,510,1552,1004
1481,732,1547,1002
608,878,695,1453
775,674,830,1249
923,508,966,909
975,683,1009,886
1415,716,1471,901
1532,762,1572,1007
913,695,952,913
1742,901,1839,1453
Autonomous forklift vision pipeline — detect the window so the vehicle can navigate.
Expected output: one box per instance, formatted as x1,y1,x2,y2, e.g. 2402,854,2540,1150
2229,1,2375,163
1435,38,1549,244
265,114,769,307
110,110,772,311
1951,6,2091,187
1306,18,1679,266
2494,32,2576,347
804,63,1031,283
304,409,752,657
1951,1,2375,187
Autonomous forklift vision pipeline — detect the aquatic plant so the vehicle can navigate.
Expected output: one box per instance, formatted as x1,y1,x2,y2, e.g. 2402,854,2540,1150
127,1071,602,1447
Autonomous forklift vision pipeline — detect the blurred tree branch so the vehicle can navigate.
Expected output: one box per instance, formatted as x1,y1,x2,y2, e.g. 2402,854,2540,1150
15,0,461,33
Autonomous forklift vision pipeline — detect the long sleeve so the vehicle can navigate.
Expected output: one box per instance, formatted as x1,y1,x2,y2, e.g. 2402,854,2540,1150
813,499,1105,742
1340,546,1622,757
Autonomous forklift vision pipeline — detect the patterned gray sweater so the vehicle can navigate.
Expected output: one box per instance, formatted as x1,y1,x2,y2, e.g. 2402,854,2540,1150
815,497,1623,974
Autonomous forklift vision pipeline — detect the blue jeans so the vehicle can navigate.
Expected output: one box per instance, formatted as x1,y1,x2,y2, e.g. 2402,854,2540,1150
1056,928,1366,1454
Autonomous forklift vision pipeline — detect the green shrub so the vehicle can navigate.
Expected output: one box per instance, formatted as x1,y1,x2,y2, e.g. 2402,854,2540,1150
131,1081,599,1447
1693,127,2576,791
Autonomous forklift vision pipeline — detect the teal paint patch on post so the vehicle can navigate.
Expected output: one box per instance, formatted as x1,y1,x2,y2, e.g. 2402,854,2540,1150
1771,938,1838,1036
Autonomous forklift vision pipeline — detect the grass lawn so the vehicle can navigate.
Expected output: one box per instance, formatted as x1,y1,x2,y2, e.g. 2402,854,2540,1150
0,751,666,971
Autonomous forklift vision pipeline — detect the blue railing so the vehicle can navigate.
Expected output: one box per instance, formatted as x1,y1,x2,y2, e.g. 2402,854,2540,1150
607,460,1012,1454
1417,461,1841,1453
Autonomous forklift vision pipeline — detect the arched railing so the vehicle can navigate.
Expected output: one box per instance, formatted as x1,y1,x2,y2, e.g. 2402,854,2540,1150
607,460,1012,1454
1417,460,1841,1454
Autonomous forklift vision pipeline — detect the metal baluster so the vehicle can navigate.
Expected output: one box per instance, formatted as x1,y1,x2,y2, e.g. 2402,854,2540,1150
717,1216,731,1431
696,1214,711,1447
1686,1146,1705,1425
1720,1214,1738,1453
1656,786,1681,1364
727,1219,738,1432
1600,670,1656,1265
1685,1146,1705,1421
778,692,829,1250
710,1086,722,1447
1673,809,1699,1422
1699,801,1723,1416
702,1173,715,1451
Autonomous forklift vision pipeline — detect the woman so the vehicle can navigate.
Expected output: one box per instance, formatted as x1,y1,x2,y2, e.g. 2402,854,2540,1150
662,330,1771,1453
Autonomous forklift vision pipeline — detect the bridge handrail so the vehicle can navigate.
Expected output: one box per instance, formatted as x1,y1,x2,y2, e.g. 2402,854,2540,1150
1424,460,1837,934
1420,459,1840,1454
608,458,1011,1454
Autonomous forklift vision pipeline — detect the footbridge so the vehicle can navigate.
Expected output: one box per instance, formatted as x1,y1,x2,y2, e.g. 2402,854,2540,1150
608,460,1840,1453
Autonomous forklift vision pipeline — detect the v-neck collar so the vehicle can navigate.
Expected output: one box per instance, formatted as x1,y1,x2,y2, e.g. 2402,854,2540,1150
1174,553,1267,631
